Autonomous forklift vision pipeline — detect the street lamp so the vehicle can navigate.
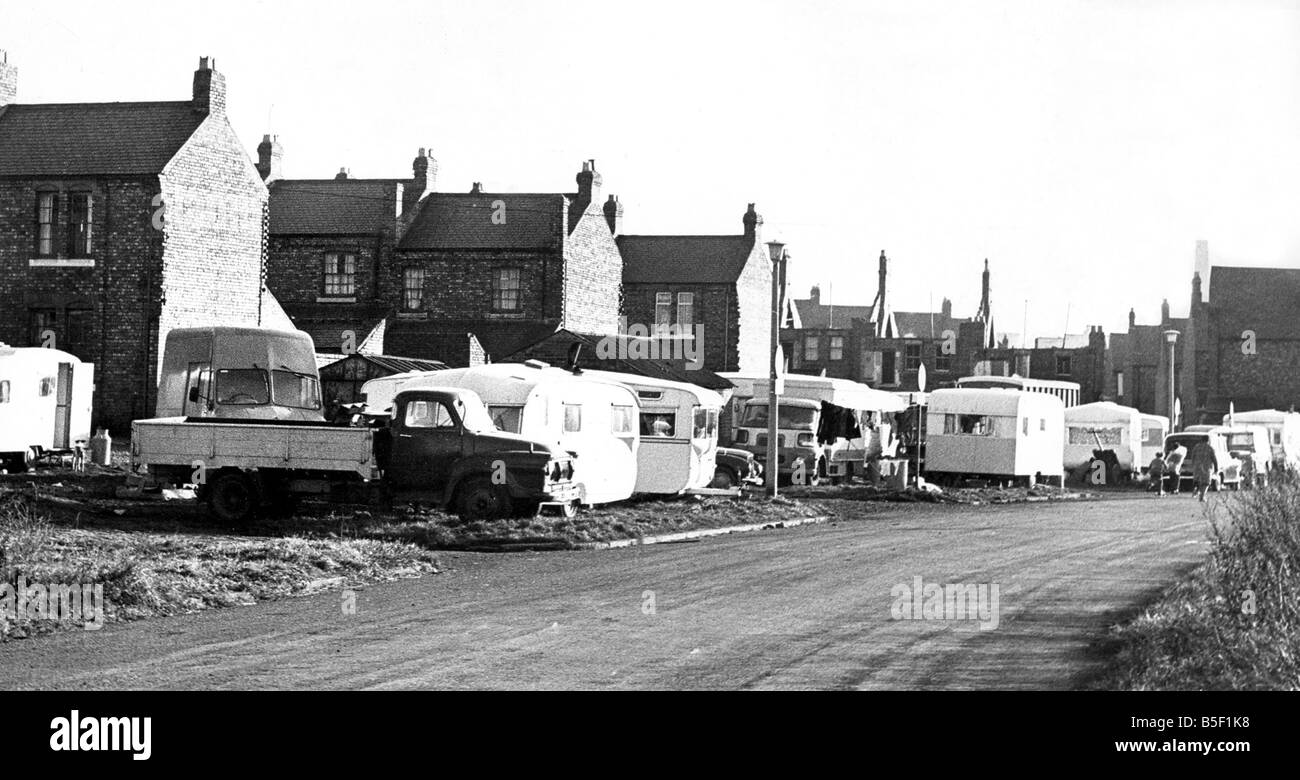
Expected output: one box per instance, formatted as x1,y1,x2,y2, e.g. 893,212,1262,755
1163,329,1179,430
766,240,787,497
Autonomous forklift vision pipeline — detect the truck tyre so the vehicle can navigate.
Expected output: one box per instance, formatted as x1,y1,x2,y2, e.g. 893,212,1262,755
456,477,512,521
710,467,737,490
207,471,260,525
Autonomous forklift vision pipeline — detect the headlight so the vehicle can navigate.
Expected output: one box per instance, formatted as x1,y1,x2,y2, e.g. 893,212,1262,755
734,429,749,444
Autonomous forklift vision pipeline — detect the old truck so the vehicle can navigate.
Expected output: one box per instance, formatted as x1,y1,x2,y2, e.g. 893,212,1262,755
132,386,581,524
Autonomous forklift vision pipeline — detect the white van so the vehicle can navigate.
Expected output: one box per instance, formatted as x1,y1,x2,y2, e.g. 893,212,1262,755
1064,401,1144,475
581,370,723,495
925,388,1065,486
0,344,95,471
1221,410,1300,471
362,362,639,505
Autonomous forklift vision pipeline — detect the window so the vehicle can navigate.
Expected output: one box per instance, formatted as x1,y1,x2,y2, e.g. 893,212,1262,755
641,412,676,437
611,405,635,436
271,370,322,410
1069,426,1123,446
67,193,93,256
804,336,819,362
493,268,521,312
64,306,94,358
403,268,425,310
935,351,952,372
405,400,456,429
1023,417,1029,436
29,308,57,348
943,414,994,436
692,407,718,440
323,253,356,296
488,406,523,433
829,336,844,362
36,193,57,256
881,349,897,385
676,292,694,327
1055,355,1072,376
0,380,9,403
563,403,582,433
215,369,270,405
904,343,922,371
38,377,55,397
1116,371,1125,398
654,292,672,327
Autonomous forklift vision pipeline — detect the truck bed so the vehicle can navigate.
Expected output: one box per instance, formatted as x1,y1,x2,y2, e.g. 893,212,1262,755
132,417,378,480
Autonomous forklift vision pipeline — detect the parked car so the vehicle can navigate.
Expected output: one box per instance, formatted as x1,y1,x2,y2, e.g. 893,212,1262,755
711,446,763,489
1163,429,1242,492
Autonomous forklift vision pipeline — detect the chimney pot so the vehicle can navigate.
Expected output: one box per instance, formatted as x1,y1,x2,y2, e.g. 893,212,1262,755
192,55,226,115
602,193,623,235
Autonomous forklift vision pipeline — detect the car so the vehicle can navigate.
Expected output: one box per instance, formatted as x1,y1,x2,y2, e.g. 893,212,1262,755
711,446,763,489
1163,429,1243,492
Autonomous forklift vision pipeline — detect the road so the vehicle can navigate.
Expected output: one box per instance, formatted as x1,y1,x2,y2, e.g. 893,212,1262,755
0,494,1217,690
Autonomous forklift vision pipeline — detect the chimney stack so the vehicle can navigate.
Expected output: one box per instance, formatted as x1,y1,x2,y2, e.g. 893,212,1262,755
192,56,226,116
0,49,17,108
576,159,602,210
809,285,821,305
941,297,952,318
1161,298,1171,325
1128,308,1136,329
469,182,484,194
335,167,350,180
256,134,283,182
412,147,438,196
1194,240,1210,302
602,194,623,236
743,203,763,238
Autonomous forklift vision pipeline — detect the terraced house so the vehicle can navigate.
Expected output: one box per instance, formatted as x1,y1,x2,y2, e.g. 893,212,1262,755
0,52,279,433
265,155,624,364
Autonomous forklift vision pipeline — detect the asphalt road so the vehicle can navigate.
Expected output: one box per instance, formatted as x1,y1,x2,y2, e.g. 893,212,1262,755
0,493,1218,690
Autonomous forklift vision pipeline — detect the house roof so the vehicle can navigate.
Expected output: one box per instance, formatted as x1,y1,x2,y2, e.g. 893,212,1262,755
268,179,401,235
503,329,735,391
788,299,873,330
891,311,969,339
1209,266,1300,339
317,352,450,376
618,235,756,285
383,318,559,363
398,193,563,250
0,101,205,176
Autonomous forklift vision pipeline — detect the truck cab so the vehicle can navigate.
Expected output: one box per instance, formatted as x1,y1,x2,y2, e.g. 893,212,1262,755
732,398,824,482
383,388,580,518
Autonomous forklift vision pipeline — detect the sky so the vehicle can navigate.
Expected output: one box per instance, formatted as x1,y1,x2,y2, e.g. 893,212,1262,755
3,0,1298,341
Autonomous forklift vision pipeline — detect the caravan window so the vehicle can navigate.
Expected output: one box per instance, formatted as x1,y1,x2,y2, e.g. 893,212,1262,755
216,369,270,405
642,412,676,438
0,380,9,403
611,405,635,436
944,414,994,436
741,404,816,429
271,370,322,410
693,407,718,440
38,377,55,397
1069,427,1123,446
563,404,582,433
489,406,523,433
1142,427,1163,446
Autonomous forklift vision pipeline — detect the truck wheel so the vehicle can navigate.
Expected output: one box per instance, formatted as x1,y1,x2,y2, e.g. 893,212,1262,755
709,467,737,490
456,477,512,521
207,472,260,525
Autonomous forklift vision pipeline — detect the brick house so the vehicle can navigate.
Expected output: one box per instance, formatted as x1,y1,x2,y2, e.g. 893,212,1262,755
975,327,1109,404
618,204,774,374
0,52,272,433
266,155,624,362
1105,300,1187,418
782,285,872,380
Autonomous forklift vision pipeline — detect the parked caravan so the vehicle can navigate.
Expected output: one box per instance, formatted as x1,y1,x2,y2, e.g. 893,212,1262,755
1138,414,1170,471
361,362,639,505
581,370,723,495
956,375,1081,409
1063,402,1144,475
1220,410,1300,470
0,344,95,471
155,327,323,422
925,388,1065,485
732,375,906,482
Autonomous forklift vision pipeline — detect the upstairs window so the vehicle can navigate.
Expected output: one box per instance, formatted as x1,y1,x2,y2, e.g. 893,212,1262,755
1055,355,1072,376
67,193,93,256
403,268,425,310
36,193,57,256
829,335,844,361
904,343,922,371
654,292,672,327
493,268,522,312
323,252,356,297
804,335,819,362
935,351,953,372
676,292,694,327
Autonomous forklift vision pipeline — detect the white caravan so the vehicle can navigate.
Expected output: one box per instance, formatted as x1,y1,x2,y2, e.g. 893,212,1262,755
0,344,95,471
361,362,639,505
581,370,723,495
1063,401,1144,475
1138,414,1170,471
925,388,1065,486
1221,409,1300,470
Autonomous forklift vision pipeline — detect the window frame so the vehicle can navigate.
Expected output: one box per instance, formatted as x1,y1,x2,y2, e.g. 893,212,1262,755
35,192,58,257
402,267,425,311
676,292,694,328
829,335,844,362
1055,354,1072,376
804,335,819,362
904,342,923,371
322,252,357,297
492,267,523,312
654,292,673,327
66,192,93,257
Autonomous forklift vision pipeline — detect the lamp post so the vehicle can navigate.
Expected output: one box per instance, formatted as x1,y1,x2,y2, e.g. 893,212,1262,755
766,240,787,497
1163,329,1179,431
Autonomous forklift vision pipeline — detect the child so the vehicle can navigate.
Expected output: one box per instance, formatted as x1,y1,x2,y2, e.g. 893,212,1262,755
1147,455,1166,496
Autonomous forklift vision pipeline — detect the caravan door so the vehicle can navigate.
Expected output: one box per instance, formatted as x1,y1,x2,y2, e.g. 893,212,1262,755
53,362,74,449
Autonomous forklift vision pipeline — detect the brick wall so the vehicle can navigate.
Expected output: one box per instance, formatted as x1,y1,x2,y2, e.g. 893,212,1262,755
733,239,773,373
393,249,561,323
623,283,736,371
1212,338,1300,411
561,205,622,333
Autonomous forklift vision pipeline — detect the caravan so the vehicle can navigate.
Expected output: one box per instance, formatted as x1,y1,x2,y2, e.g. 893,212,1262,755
1138,414,1170,471
0,344,95,471
1221,410,1300,471
1063,402,1144,476
925,388,1065,486
361,362,640,505
581,370,723,495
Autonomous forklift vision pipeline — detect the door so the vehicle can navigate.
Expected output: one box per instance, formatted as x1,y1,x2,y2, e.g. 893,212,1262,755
53,362,74,449
386,397,463,490
184,362,213,417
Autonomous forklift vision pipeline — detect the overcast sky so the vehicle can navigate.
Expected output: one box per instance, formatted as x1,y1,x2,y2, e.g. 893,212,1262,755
4,0,1298,340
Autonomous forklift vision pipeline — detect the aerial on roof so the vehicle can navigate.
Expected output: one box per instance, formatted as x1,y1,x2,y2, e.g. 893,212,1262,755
0,102,205,176
618,235,756,284
268,179,402,235
399,193,563,250
1209,266,1300,339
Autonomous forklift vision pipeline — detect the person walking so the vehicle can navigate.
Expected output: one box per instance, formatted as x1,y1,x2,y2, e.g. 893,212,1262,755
1147,454,1167,496
1163,442,1188,495
1190,440,1219,502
